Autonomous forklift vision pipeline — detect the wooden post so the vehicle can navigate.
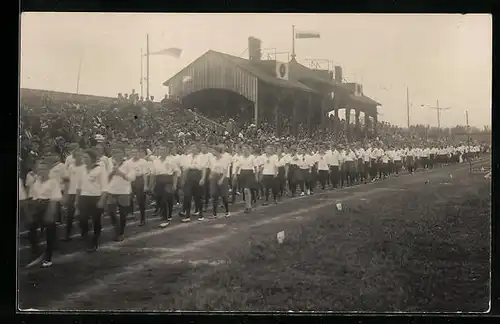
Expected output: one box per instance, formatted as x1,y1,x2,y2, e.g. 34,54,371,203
307,94,312,137
346,107,351,140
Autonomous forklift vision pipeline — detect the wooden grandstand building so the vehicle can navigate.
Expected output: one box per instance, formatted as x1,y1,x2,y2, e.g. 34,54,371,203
164,37,381,139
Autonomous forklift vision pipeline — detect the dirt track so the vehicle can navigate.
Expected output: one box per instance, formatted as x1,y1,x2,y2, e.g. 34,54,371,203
17,158,491,311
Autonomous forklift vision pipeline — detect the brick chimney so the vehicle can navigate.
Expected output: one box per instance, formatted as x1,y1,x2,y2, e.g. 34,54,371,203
248,37,262,62
334,66,343,83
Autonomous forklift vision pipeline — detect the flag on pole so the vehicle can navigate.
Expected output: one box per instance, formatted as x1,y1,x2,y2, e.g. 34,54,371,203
148,47,183,58
295,31,320,39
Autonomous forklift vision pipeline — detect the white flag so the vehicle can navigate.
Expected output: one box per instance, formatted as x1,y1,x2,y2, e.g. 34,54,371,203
148,47,183,58
295,31,320,39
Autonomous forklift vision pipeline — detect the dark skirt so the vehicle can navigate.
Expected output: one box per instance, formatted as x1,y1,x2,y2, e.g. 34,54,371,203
210,175,229,198
155,174,174,196
239,169,255,189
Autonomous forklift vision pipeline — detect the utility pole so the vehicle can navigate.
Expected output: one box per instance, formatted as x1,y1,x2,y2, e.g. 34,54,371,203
406,86,410,128
421,100,451,129
146,34,150,101
140,48,144,99
76,55,83,94
291,25,296,60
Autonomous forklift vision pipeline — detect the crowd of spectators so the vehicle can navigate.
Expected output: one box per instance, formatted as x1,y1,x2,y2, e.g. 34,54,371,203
20,88,489,180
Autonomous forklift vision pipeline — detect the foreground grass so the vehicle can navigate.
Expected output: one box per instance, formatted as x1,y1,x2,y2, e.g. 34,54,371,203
167,174,490,312
61,169,490,312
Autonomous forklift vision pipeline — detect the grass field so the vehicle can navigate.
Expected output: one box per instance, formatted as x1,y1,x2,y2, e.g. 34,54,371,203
45,161,490,313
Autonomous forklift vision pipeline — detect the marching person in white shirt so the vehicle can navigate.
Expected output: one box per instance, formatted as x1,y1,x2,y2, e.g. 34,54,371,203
327,145,340,189
230,145,242,204
19,169,29,236
233,144,258,213
429,146,437,169
77,148,108,252
406,146,416,174
180,144,210,222
209,144,231,218
369,145,379,181
288,147,299,197
200,143,214,213
276,146,290,199
171,146,182,207
294,147,312,195
342,146,357,187
260,145,280,205
316,147,330,190
305,148,318,195
421,147,431,170
47,151,67,225
361,146,371,184
380,148,390,179
64,142,80,169
102,145,136,241
127,146,150,226
393,148,403,175
95,143,112,173
26,155,63,268
62,148,85,241
149,144,180,227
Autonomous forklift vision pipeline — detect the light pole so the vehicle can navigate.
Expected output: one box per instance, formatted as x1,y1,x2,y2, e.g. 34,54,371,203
420,100,451,129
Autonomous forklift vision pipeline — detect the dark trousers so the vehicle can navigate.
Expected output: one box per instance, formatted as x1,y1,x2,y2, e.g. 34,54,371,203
370,159,378,179
64,194,77,238
107,195,129,237
131,177,146,222
394,161,402,174
329,166,340,188
203,170,211,210
317,170,329,189
79,195,103,248
277,167,286,197
27,200,57,262
421,157,429,169
155,174,174,220
183,169,203,217
362,162,370,182
262,174,278,202
429,155,435,169
307,168,317,192
297,169,308,193
379,163,389,178
288,165,297,196
210,176,229,215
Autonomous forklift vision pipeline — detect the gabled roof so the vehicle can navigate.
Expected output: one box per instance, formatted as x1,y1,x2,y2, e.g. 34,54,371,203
163,50,316,93
212,51,316,93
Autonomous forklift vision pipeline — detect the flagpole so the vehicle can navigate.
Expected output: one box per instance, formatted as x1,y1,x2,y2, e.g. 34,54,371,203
140,48,144,99
291,25,296,60
146,34,150,100
76,55,83,94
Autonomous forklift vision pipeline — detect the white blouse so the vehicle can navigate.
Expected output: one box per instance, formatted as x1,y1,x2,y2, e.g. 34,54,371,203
78,165,108,196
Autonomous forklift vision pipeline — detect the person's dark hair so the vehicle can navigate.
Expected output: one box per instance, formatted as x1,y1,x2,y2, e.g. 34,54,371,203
84,148,99,164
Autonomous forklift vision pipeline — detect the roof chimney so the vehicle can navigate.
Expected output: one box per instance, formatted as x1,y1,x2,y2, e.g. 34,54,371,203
248,37,262,62
334,66,343,83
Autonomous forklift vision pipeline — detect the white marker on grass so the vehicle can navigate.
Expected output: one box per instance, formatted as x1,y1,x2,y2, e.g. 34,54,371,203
277,231,285,244
336,203,342,211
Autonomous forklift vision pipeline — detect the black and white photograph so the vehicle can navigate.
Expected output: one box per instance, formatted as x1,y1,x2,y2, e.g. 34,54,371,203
18,13,491,313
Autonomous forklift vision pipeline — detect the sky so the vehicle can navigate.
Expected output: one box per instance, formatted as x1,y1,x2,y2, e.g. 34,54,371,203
20,13,491,128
